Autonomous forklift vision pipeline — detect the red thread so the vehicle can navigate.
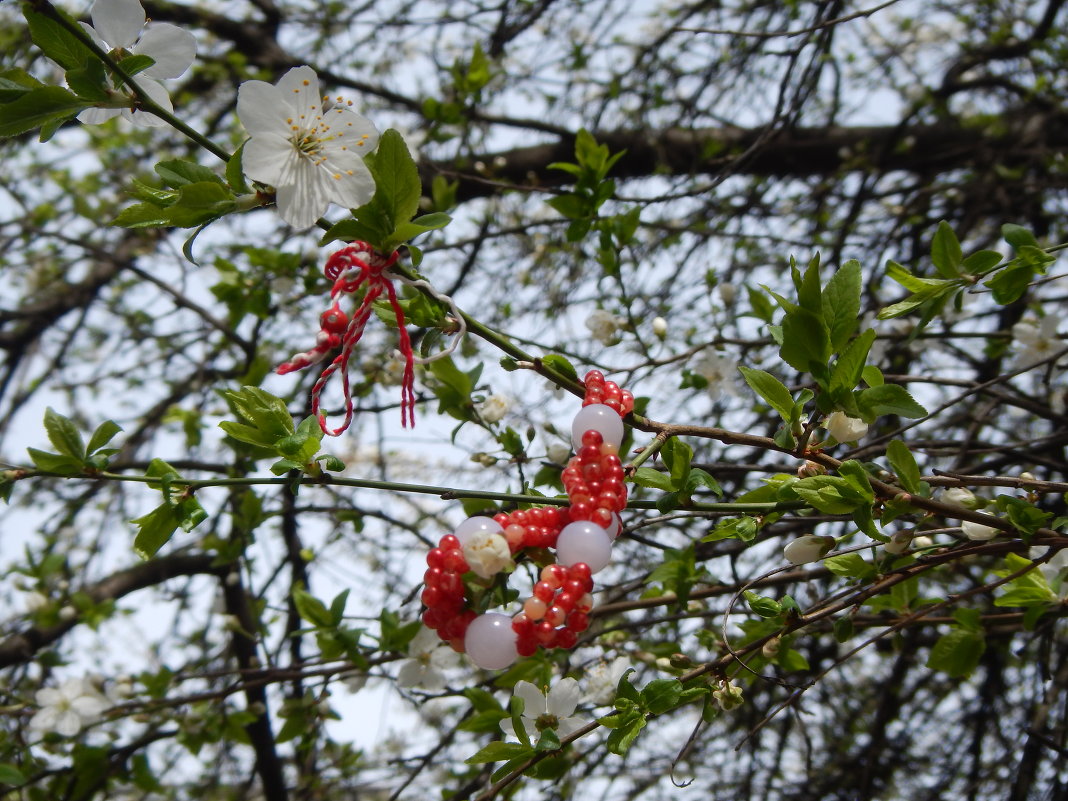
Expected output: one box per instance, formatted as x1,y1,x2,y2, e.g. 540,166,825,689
276,241,416,435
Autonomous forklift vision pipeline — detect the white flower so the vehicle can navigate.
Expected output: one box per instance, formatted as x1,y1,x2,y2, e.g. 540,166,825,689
1012,316,1062,369
961,520,999,541
546,441,571,464
718,282,737,305
77,0,196,128
651,316,668,338
462,530,513,579
23,591,49,614
692,348,738,399
940,487,979,509
784,535,835,565
342,672,368,694
237,66,379,229
478,393,511,424
500,679,585,740
585,309,622,345
584,655,631,706
29,677,109,737
825,411,868,443
883,531,912,555
397,626,460,692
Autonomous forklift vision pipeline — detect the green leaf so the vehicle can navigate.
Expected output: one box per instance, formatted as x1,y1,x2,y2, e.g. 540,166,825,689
792,475,865,515
641,678,683,715
661,437,693,487
744,590,782,618
226,143,250,194
886,439,921,494
27,447,83,475
604,709,646,755
116,53,156,76
540,354,579,384
701,516,759,543
822,260,862,351
370,129,421,240
465,741,533,765
86,420,122,455
65,60,109,101
111,202,172,228
926,627,985,677
1002,223,1039,249
930,221,963,278
221,386,295,439
824,553,877,581
292,587,335,628
738,366,794,422
166,181,236,228
44,407,86,460
24,6,93,69
829,328,876,399
0,67,44,102
780,307,830,373
155,159,225,188
131,496,207,559
0,86,90,138
855,384,927,420
984,263,1035,305
0,763,26,786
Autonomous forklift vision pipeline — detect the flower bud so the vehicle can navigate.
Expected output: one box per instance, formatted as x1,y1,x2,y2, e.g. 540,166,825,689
912,535,933,549
761,637,781,658
718,282,737,305
652,316,668,339
797,460,826,478
784,535,835,565
883,531,912,555
825,411,868,443
478,394,511,424
713,679,744,711
961,520,999,541
940,487,979,509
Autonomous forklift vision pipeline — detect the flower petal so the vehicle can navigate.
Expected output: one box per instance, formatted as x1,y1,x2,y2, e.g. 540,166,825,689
499,717,519,740
513,681,546,716
318,151,377,210
396,660,424,689
236,80,291,138
135,24,196,79
78,106,122,125
90,0,145,48
546,677,581,718
274,163,331,229
275,66,322,123
555,714,585,739
243,133,297,186
123,76,173,127
54,709,83,737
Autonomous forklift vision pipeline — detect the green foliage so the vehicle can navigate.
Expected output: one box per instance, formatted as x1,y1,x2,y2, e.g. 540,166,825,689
131,459,208,559
599,670,707,755
926,609,986,677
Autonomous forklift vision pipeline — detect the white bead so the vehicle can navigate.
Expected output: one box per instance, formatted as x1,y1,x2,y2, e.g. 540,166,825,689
453,516,503,546
556,521,613,574
606,513,622,538
464,613,518,670
571,404,624,451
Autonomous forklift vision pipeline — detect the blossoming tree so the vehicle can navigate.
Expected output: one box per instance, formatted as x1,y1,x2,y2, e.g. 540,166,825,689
1,0,1066,799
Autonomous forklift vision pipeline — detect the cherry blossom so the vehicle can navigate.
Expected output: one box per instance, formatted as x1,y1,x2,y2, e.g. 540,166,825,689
825,410,868,443
692,348,739,399
397,626,460,692
77,0,196,128
784,535,835,565
500,678,585,740
1012,316,1063,369
237,66,379,229
28,676,109,737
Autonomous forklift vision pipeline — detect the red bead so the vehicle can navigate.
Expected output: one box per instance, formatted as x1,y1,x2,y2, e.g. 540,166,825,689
576,593,594,612
604,382,622,400
319,304,349,334
569,492,592,507
564,578,585,596
517,635,539,657
584,370,605,387
581,430,604,448
556,629,578,649
569,563,592,583
512,613,534,636
566,611,589,632
620,390,634,414
584,389,604,405
440,534,460,550
420,586,443,608
493,513,510,527
422,607,445,629
439,572,464,599
578,444,600,462
603,398,622,413
426,548,446,569
545,605,566,626
424,567,444,586
556,591,577,611
592,507,614,528
533,581,555,603
535,620,557,645
443,549,468,573
569,502,592,521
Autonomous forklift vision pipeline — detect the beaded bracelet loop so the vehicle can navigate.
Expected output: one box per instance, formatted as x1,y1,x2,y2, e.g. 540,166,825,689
420,370,634,669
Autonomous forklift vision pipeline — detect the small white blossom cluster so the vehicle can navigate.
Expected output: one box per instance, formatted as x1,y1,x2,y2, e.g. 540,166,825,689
692,348,738,399
585,309,623,345
478,393,511,424
29,676,109,737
